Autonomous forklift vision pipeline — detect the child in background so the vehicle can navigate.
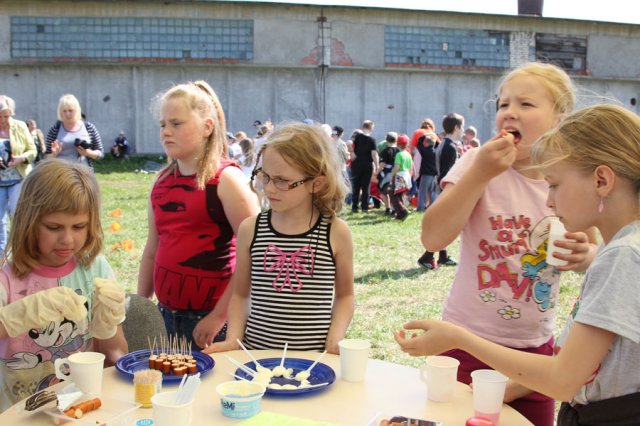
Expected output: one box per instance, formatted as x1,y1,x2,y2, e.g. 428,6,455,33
415,131,438,212
238,137,256,181
205,122,354,355
390,134,412,220
419,62,598,426
417,113,464,270
137,81,259,350
396,104,640,425
378,132,400,216
0,159,127,411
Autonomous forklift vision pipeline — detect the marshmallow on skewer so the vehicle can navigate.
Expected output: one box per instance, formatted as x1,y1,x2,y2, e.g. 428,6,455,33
272,342,289,377
236,338,268,373
294,350,327,382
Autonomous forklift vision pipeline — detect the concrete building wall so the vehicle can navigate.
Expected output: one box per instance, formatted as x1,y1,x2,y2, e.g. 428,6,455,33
588,35,640,79
0,1,638,153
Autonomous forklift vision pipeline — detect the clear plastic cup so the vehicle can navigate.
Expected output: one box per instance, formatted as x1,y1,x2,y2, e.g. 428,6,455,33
470,369,508,425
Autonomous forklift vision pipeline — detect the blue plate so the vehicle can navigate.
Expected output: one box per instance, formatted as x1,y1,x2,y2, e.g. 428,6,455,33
115,349,214,383
234,357,335,396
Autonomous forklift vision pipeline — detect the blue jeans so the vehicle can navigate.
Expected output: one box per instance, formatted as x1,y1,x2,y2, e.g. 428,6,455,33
158,304,227,351
0,182,22,256
417,175,436,210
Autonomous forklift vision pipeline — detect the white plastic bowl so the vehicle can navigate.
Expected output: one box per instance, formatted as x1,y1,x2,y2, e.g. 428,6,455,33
216,381,266,419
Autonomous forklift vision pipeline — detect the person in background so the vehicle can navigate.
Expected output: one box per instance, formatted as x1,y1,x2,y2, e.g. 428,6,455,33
417,113,463,270
349,119,379,213
462,125,478,152
226,131,242,161
110,131,130,159
45,94,103,169
254,124,272,153
252,119,262,136
25,120,45,164
0,96,36,257
0,159,127,411
238,138,256,180
396,103,640,426
331,125,351,195
415,131,438,212
204,122,354,355
378,132,400,216
137,81,259,350
418,62,599,426
390,134,412,220
468,137,481,149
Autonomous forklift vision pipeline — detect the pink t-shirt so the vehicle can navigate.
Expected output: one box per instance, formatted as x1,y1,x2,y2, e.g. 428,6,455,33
0,256,113,410
441,148,559,348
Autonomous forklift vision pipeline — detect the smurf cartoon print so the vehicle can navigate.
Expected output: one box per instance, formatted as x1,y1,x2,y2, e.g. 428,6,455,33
476,215,559,320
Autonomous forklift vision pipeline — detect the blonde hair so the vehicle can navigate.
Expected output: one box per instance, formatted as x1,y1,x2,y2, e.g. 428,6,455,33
421,118,435,130
498,62,575,116
154,81,228,190
532,104,640,195
6,159,103,278
252,122,348,218
57,94,83,122
0,95,15,115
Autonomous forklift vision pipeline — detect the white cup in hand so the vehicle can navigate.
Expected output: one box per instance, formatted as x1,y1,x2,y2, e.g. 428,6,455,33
546,217,571,267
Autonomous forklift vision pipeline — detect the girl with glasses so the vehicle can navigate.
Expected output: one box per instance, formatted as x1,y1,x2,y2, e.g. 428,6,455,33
205,122,354,355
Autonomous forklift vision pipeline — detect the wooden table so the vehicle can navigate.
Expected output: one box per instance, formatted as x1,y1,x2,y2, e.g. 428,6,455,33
1,350,532,425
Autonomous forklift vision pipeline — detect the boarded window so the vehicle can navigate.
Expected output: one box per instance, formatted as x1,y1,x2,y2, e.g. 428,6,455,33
535,33,587,72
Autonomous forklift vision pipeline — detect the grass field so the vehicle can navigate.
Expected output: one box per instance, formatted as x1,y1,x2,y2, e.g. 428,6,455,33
95,156,582,369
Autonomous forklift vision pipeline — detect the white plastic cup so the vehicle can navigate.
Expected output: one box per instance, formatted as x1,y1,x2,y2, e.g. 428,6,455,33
338,339,371,382
419,355,460,402
546,217,571,267
471,369,508,426
151,391,193,426
54,351,105,394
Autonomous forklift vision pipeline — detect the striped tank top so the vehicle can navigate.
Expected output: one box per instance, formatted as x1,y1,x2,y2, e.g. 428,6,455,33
243,210,336,351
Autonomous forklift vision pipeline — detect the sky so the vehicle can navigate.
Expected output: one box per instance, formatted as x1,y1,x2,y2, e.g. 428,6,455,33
240,0,640,25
